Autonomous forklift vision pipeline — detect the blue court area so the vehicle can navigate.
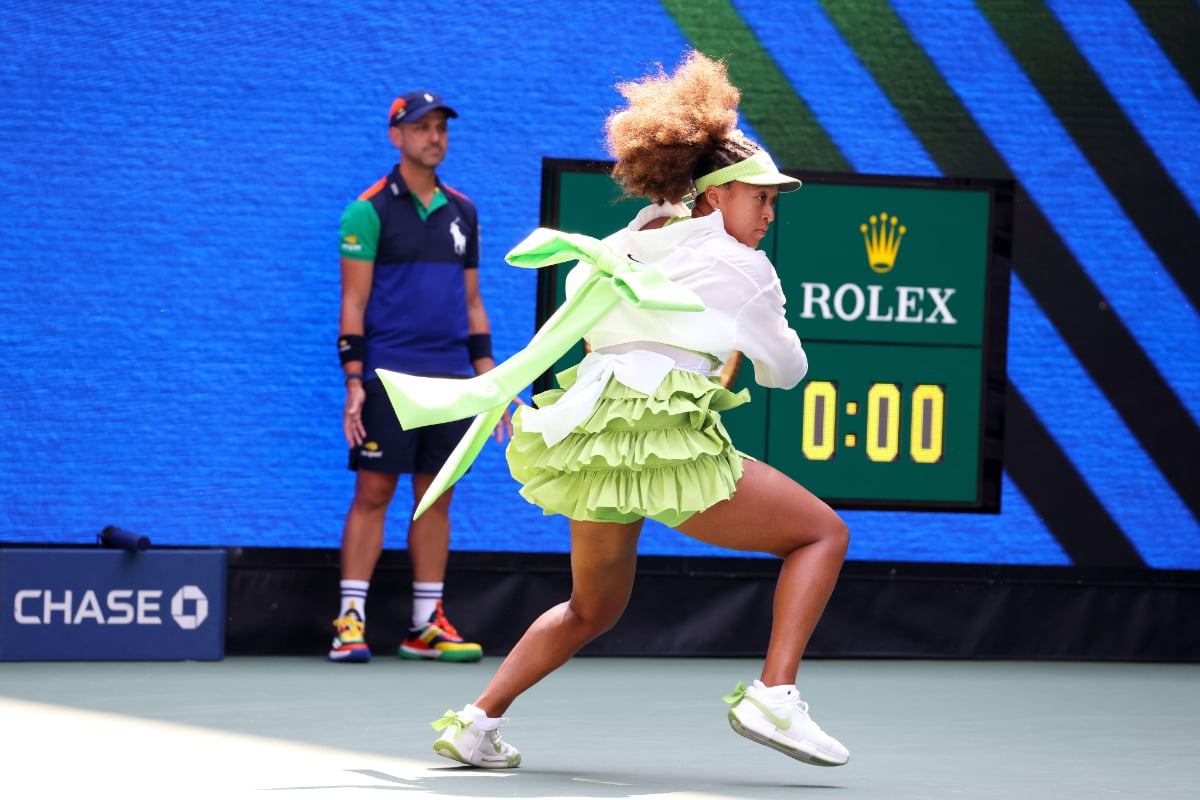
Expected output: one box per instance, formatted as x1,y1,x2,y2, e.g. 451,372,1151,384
1,656,1196,799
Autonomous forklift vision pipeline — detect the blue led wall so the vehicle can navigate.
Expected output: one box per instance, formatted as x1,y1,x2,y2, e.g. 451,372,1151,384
1,0,1196,569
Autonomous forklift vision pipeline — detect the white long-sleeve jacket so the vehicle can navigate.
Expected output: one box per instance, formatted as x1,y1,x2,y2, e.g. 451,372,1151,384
567,202,808,390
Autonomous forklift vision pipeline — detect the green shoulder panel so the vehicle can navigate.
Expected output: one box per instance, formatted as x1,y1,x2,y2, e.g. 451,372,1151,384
338,200,380,261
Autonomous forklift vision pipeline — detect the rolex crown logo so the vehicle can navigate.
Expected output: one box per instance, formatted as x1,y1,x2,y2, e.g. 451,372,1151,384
861,212,906,274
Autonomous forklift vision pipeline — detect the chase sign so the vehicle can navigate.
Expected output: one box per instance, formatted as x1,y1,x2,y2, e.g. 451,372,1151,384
0,548,226,661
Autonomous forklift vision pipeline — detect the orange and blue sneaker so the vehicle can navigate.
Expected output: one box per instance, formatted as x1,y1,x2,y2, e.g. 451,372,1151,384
327,608,371,663
399,601,483,662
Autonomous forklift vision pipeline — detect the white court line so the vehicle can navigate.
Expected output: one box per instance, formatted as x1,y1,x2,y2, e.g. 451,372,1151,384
0,696,497,798
0,696,743,800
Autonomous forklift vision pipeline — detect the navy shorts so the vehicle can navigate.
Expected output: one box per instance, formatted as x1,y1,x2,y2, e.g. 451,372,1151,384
349,378,473,475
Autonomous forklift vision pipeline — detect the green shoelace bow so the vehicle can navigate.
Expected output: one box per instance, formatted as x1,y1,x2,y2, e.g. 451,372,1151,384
722,681,748,706
378,227,706,519
431,709,470,736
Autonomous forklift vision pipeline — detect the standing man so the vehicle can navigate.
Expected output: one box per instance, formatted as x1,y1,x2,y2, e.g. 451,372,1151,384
329,90,510,663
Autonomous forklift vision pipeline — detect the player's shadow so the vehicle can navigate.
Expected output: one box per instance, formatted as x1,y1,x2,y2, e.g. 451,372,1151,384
263,766,842,796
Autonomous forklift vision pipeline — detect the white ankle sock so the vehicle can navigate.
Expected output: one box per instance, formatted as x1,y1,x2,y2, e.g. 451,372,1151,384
339,579,369,621
464,704,505,728
413,581,443,627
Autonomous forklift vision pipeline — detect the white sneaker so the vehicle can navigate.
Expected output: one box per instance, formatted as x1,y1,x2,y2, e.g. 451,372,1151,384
724,680,849,766
431,704,521,768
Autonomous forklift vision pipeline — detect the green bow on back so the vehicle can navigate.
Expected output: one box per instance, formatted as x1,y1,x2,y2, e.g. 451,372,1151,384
377,226,705,519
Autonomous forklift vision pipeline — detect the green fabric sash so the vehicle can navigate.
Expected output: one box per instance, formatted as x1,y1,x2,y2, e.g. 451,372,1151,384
377,226,705,518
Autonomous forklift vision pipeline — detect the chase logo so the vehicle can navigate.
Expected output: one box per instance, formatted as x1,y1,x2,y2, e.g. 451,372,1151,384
170,585,209,630
11,584,210,630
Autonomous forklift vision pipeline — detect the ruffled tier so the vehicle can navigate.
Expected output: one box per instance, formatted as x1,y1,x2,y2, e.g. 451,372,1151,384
506,366,750,527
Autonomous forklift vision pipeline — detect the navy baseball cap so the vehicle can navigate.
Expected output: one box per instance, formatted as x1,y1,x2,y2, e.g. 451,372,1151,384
389,90,458,126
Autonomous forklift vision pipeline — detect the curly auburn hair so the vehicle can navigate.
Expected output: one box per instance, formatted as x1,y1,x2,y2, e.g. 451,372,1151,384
604,50,763,204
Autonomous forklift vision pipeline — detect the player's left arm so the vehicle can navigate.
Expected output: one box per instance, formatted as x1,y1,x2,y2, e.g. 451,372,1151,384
464,268,494,375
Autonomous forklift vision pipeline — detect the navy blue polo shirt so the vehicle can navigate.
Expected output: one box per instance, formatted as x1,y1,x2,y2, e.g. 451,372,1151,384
339,166,480,378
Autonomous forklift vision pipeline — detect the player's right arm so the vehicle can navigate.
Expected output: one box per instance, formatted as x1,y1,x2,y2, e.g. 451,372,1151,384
338,199,380,447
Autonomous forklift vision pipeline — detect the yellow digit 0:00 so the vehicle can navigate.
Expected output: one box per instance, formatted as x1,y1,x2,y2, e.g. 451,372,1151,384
910,384,945,464
801,380,838,461
801,381,945,463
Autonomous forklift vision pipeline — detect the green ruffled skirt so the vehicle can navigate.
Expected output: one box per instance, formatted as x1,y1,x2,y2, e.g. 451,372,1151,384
506,364,750,526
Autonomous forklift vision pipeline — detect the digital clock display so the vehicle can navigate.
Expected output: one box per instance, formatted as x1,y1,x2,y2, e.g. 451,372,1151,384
538,161,1012,513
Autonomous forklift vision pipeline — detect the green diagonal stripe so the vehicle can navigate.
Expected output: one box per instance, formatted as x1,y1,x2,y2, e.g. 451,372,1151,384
817,0,1008,179
977,0,1200,308
1127,0,1200,101
820,0,1200,525
658,0,849,171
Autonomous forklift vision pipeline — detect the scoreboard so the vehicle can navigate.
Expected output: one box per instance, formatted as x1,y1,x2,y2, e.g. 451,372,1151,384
537,160,1013,512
